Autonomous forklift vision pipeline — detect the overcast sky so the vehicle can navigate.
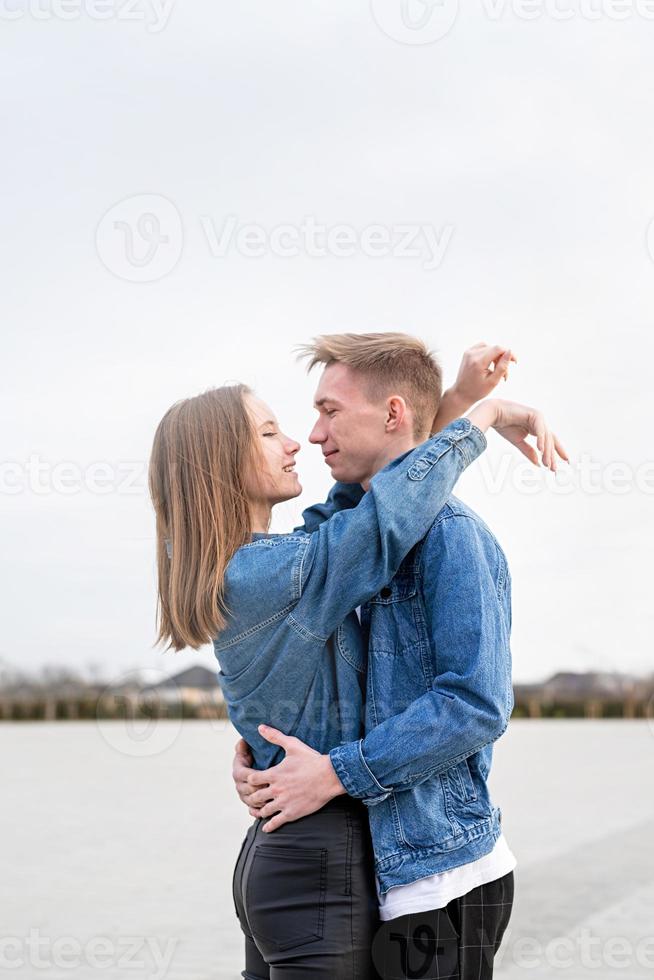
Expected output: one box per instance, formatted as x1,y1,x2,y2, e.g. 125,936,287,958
2,1,653,686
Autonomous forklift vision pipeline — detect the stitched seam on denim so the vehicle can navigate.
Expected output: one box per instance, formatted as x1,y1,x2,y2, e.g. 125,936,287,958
495,543,508,601
374,814,501,874
287,613,327,644
336,624,366,674
214,602,296,651
390,792,413,850
292,535,310,601
390,737,502,786
358,740,393,795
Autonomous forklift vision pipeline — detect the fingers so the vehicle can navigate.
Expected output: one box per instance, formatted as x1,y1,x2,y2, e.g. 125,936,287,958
485,344,511,365
486,349,516,388
262,811,289,833
258,724,294,750
247,768,276,787
516,440,540,467
495,348,517,382
248,786,275,808
553,433,569,463
233,739,253,768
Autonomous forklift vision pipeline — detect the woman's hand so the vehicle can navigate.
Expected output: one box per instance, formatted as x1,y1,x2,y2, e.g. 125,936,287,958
468,398,569,473
432,343,517,432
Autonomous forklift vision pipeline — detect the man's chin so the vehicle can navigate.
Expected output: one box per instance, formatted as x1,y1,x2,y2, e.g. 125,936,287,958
328,463,359,484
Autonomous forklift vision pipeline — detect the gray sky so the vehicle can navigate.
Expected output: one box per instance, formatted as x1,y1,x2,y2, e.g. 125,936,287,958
2,1,653,685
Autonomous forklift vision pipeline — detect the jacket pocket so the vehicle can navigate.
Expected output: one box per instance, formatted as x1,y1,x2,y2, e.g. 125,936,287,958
447,758,477,803
245,845,327,952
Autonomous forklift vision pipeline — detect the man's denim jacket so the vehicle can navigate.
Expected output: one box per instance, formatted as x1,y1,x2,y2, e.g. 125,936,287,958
328,496,513,892
213,419,484,768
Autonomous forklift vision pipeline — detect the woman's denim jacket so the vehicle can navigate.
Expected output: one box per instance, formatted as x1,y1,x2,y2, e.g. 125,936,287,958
213,418,485,762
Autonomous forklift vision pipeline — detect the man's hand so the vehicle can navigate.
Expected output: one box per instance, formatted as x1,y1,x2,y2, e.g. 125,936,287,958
242,725,347,833
232,738,260,809
433,343,517,432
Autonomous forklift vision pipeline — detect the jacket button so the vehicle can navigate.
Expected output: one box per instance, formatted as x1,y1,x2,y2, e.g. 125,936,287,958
380,587,392,599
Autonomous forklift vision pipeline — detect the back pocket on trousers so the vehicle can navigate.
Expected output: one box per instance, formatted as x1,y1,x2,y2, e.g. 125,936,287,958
246,845,327,952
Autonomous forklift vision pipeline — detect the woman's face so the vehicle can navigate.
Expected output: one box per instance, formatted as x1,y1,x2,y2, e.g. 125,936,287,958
245,393,302,506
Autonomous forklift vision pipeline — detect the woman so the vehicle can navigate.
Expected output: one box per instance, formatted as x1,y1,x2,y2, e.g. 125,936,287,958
149,370,563,980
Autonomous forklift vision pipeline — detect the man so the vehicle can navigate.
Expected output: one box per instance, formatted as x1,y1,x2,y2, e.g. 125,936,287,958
232,334,552,978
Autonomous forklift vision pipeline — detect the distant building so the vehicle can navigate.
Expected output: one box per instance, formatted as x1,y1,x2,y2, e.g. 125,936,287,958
141,666,224,706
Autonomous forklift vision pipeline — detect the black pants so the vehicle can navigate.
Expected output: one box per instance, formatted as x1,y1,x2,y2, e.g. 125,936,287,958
372,871,515,980
232,796,379,979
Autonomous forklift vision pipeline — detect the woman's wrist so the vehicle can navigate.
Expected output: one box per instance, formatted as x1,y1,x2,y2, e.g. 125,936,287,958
467,398,500,433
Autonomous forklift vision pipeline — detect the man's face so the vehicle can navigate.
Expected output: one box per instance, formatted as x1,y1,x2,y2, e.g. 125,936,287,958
309,363,393,485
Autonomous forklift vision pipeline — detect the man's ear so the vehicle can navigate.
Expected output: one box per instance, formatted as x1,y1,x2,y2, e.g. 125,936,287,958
385,395,408,432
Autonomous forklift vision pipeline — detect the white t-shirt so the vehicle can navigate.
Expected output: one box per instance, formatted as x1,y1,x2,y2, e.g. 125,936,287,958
377,833,517,921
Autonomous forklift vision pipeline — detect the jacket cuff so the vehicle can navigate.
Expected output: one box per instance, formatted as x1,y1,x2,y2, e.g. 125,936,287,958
443,417,488,463
329,740,392,805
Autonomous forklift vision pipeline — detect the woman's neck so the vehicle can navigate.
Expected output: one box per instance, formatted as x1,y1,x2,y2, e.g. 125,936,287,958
250,500,273,534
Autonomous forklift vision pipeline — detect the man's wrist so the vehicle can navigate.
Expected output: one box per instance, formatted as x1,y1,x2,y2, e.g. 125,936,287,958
320,754,347,800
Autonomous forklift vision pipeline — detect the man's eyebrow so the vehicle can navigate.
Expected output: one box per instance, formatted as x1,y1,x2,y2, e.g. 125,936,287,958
313,397,342,409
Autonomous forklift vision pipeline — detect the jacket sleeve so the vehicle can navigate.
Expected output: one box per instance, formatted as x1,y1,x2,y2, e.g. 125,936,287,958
328,514,513,804
294,483,366,534
289,419,487,643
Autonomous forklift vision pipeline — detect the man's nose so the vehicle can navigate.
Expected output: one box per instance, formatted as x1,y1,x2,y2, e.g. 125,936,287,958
309,420,325,444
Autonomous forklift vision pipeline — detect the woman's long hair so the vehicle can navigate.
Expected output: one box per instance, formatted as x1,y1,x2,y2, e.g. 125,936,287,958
148,384,257,651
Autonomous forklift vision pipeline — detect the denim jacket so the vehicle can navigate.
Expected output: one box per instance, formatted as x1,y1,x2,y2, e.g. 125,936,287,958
213,419,486,771
328,497,513,892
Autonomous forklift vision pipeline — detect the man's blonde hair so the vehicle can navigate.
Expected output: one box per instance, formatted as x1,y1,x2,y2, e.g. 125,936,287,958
297,332,442,439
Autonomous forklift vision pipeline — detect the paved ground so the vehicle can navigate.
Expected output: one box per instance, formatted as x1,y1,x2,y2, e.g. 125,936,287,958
3,719,653,979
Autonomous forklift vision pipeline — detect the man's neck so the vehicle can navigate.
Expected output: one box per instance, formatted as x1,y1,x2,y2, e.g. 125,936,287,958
360,434,421,491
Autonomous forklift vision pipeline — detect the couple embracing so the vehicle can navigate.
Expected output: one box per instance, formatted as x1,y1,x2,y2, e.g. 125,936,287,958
149,333,566,980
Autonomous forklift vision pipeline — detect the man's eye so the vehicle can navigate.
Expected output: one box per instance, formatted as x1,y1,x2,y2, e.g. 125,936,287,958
327,410,337,418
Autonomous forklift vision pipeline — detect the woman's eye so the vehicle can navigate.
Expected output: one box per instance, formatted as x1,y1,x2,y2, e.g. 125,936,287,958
263,431,277,438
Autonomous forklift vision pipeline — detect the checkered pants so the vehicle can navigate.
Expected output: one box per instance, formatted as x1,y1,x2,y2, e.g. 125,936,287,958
372,871,514,980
